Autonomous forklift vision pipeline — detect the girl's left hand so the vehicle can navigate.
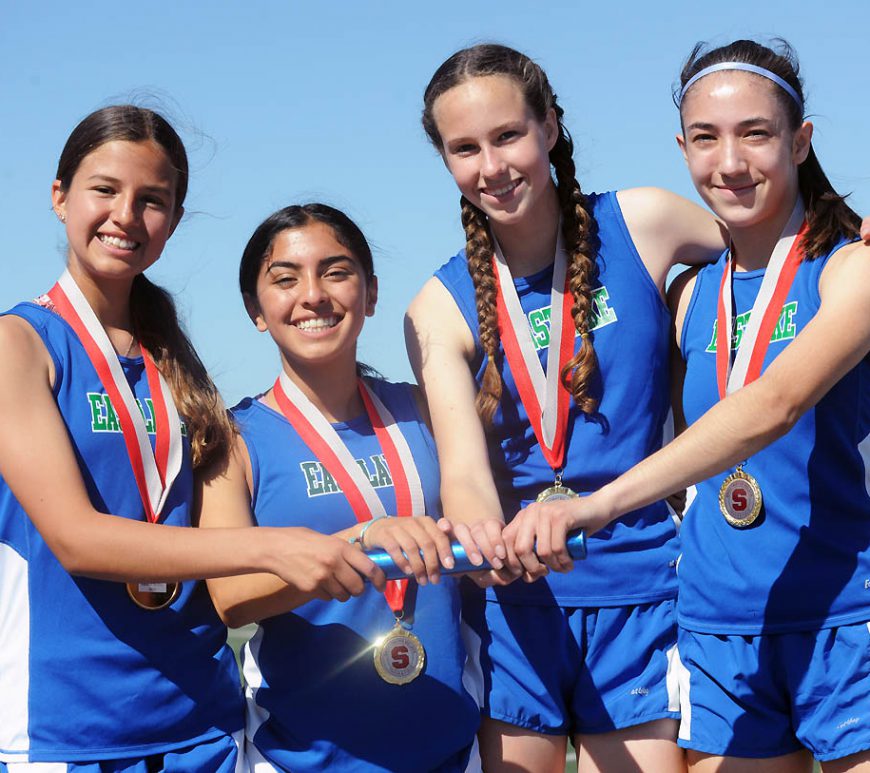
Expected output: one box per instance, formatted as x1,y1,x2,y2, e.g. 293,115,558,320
360,515,455,586
861,216,870,243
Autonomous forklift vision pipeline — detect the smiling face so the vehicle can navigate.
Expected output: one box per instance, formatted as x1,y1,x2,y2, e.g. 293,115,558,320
677,71,812,235
51,140,182,288
246,221,377,373
432,74,558,234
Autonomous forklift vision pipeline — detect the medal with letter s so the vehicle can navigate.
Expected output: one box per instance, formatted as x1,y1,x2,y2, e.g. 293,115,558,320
718,464,763,528
273,373,427,684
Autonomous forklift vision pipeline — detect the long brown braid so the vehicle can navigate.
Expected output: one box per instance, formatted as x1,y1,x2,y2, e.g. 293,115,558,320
550,104,600,413
459,196,503,424
422,44,601,424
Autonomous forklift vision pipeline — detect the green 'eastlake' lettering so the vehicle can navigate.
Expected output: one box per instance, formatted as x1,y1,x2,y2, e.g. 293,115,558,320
87,392,186,435
301,453,394,498
705,301,798,353
527,285,617,352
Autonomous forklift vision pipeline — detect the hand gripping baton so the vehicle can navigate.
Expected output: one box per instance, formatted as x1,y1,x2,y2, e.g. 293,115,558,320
363,529,587,581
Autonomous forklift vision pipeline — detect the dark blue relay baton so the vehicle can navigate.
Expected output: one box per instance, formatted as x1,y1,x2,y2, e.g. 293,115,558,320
364,529,587,581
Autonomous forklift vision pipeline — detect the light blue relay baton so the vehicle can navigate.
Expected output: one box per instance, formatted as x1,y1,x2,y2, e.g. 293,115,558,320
363,529,587,581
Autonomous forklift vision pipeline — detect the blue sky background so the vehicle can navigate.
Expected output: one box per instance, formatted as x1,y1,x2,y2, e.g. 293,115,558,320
2,1,867,404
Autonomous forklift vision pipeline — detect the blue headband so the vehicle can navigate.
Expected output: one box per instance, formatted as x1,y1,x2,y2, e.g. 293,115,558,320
679,62,803,110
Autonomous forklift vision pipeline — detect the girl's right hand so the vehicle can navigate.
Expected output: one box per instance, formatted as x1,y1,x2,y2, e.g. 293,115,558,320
274,527,386,601
442,516,522,587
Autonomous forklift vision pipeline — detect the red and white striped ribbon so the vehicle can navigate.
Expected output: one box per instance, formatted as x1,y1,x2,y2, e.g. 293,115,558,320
716,201,806,398
48,270,182,522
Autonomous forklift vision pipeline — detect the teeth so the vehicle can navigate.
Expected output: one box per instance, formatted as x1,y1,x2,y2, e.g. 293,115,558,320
99,234,138,250
295,316,338,331
487,181,520,197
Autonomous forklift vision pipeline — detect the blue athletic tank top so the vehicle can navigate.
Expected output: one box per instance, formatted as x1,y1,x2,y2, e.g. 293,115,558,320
678,244,870,634
234,379,479,773
434,191,678,606
0,302,242,763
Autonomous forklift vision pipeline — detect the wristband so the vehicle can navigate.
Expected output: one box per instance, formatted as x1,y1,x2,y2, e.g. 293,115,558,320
348,515,392,549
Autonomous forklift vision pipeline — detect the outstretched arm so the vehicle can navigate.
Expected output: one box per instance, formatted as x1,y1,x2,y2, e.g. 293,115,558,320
405,277,518,583
0,315,382,602
197,436,386,627
505,242,870,569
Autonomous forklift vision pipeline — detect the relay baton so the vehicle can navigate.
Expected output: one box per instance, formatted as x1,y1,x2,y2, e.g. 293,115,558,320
363,529,587,581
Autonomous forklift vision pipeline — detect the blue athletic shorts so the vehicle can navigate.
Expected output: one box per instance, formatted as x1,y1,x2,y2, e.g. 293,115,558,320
0,731,243,772
678,622,870,761
462,596,680,735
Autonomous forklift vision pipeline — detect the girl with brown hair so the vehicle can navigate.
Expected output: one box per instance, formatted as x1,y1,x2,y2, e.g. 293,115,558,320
0,105,380,771
507,38,870,771
406,42,729,772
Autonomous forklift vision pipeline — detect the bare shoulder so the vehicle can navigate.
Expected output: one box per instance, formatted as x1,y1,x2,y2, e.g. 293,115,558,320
616,187,725,290
667,264,702,310
405,276,476,364
0,314,53,385
819,241,870,297
406,276,461,325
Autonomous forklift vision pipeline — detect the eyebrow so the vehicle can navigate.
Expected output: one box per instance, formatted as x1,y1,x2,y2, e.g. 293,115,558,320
85,174,174,195
685,116,775,132
265,255,355,271
445,120,525,147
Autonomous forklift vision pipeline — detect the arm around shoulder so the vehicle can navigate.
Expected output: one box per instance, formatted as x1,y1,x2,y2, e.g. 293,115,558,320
617,187,727,292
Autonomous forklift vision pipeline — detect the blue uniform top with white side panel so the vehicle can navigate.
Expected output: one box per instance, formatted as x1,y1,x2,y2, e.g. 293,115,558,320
678,244,870,634
0,301,243,764
434,191,679,607
234,379,479,773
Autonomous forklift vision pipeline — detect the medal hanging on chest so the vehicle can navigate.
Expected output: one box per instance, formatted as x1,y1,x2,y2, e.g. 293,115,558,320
491,232,579,504
714,202,807,528
47,270,184,609
272,373,427,684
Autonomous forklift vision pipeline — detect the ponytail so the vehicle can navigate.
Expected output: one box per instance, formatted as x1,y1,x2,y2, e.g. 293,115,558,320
130,276,233,469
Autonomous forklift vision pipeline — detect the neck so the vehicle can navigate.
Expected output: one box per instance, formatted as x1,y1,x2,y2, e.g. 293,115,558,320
66,263,136,351
273,356,363,423
729,194,802,272
490,186,561,277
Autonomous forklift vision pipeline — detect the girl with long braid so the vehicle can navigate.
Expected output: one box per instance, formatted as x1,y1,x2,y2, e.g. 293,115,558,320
406,43,728,771
506,38,870,770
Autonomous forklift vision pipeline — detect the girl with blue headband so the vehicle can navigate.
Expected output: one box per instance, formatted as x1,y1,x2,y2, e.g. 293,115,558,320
507,38,870,770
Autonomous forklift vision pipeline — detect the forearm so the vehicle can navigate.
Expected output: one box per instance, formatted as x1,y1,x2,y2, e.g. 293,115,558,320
207,573,318,628
589,380,794,525
440,476,505,526
52,512,285,582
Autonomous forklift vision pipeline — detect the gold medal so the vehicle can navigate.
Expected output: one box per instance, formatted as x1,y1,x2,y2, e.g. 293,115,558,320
126,581,181,611
536,472,578,503
373,623,426,685
718,466,763,528
536,484,578,503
